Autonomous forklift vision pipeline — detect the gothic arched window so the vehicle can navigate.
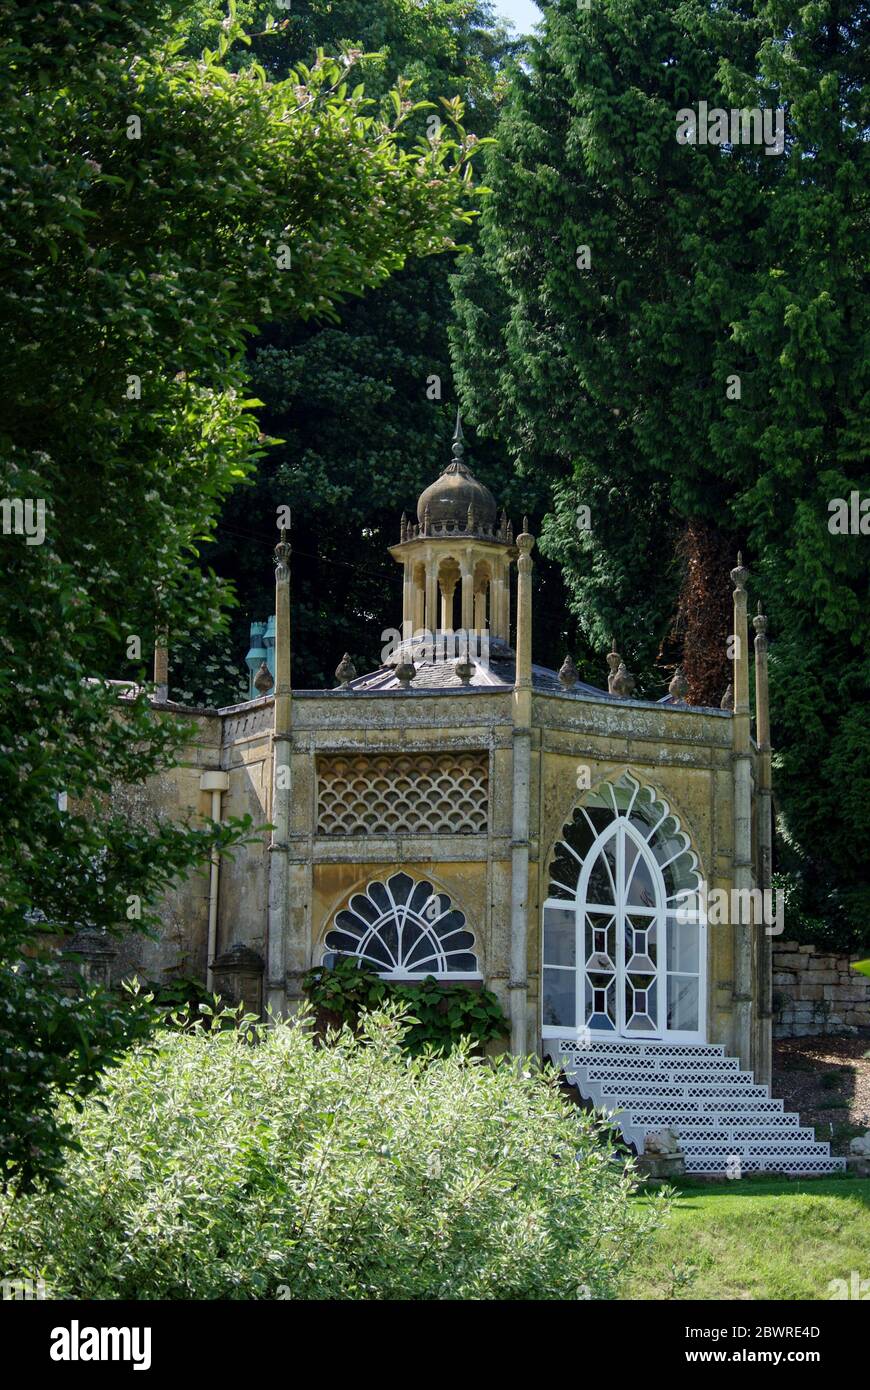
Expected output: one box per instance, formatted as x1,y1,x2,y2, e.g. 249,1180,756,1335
542,774,705,1041
323,871,480,978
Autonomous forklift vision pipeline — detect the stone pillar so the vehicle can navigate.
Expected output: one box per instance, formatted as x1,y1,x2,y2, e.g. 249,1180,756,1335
402,560,414,630
509,523,535,1055
267,529,292,1016
153,632,168,702
504,559,512,646
515,523,534,689
730,554,753,1070
201,769,230,991
474,585,486,635
441,574,458,632
489,567,502,641
414,578,425,635
461,557,474,631
425,560,438,636
754,604,773,1085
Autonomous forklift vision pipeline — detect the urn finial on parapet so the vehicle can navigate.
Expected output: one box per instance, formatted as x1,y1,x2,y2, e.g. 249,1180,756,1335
730,550,749,592
253,660,273,694
274,526,291,581
611,660,636,698
668,665,688,702
559,654,579,689
335,653,357,689
453,653,475,685
394,657,416,689
606,638,621,693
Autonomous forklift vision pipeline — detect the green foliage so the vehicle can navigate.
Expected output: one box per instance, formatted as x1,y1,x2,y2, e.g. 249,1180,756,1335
143,975,232,1032
0,1009,668,1299
302,955,509,1054
0,968,156,1192
0,0,475,1187
180,2,548,686
451,0,870,942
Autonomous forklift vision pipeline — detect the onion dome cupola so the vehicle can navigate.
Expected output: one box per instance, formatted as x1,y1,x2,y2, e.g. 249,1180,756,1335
415,412,499,539
389,410,519,647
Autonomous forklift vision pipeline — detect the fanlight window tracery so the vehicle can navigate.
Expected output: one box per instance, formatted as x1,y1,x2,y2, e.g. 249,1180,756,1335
543,774,705,1040
323,871,479,979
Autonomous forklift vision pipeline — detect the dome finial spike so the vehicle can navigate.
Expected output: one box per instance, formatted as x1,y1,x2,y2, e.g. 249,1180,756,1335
451,407,465,463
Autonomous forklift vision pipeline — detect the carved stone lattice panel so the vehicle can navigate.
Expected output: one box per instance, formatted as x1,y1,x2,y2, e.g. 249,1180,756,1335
316,751,488,836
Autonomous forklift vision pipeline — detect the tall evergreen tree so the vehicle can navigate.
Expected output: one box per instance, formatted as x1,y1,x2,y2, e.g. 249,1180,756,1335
176,1,550,695
451,0,869,943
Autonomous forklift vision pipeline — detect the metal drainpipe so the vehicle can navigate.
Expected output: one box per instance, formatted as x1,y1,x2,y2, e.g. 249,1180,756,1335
200,770,230,990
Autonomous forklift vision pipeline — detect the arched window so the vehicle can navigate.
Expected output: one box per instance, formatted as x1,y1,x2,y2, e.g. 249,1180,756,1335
323,871,480,979
542,774,705,1041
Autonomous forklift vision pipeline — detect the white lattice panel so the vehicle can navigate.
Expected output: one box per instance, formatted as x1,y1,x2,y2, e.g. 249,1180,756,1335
595,1081,768,1098
582,1057,741,1076
558,1040,725,1060
580,1064,749,1083
685,1155,845,1175
552,1037,847,1176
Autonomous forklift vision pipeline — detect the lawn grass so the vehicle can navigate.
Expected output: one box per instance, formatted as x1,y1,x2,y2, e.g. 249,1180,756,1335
622,1176,870,1300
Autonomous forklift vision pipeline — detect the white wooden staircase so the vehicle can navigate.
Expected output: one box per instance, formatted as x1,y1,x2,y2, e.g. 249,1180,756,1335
549,1038,846,1176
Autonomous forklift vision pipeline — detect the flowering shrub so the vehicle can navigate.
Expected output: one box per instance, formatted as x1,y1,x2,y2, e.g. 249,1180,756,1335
0,1008,668,1300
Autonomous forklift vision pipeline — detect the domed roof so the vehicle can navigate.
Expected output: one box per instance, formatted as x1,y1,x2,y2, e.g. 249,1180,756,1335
416,418,498,533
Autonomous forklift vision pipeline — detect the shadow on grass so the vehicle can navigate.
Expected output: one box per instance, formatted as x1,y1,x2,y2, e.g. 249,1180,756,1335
666,1174,870,1208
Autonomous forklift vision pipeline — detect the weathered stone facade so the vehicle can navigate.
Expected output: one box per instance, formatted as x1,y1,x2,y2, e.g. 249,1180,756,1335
114,427,776,1081
117,681,762,1055
772,941,870,1036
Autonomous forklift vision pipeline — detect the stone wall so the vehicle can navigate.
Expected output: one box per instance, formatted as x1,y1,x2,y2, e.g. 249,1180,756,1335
773,941,870,1036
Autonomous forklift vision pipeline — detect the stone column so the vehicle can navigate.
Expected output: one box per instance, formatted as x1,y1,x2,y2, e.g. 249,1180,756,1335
489,567,502,641
515,523,533,689
509,523,535,1055
414,578,425,635
153,632,168,702
754,603,773,1085
474,585,486,635
402,560,414,630
461,556,474,632
504,559,512,646
730,554,753,1070
201,769,230,991
267,529,293,1016
425,560,438,636
441,574,458,632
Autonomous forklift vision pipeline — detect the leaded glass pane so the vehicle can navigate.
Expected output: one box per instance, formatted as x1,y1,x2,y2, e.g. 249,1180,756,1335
543,968,576,1028
543,906,575,967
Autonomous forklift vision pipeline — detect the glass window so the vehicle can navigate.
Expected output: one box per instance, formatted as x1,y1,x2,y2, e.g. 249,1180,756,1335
543,968,576,1028
667,975,699,1032
324,872,480,977
543,905,575,967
